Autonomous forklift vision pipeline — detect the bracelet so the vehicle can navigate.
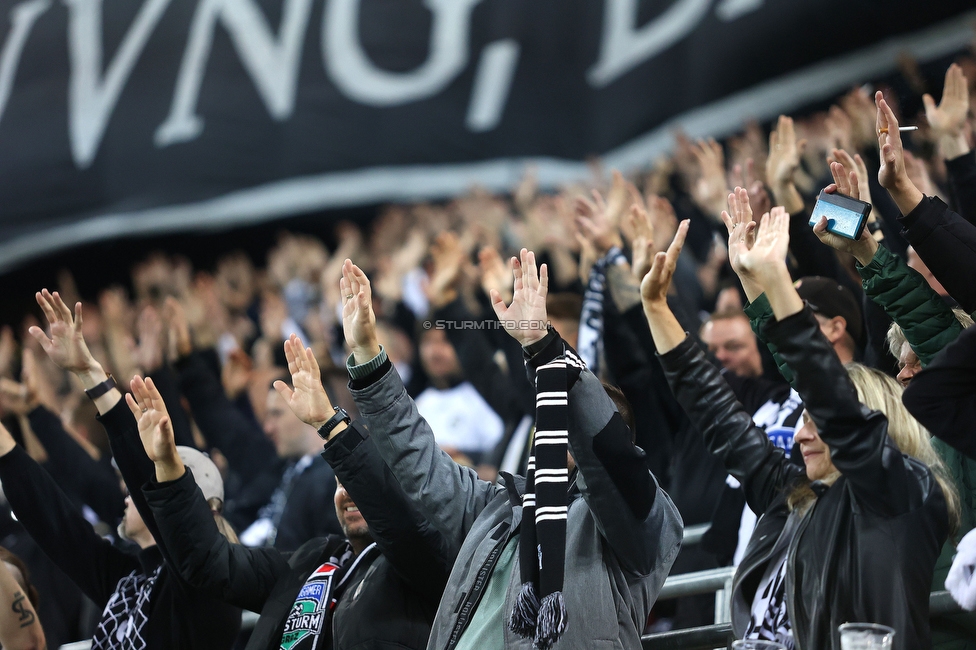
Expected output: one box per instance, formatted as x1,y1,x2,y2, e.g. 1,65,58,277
84,375,116,400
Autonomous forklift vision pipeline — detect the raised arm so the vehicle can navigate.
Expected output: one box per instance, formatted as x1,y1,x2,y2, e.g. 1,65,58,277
642,220,803,513
341,260,498,552
924,64,975,222
275,333,452,597
135,381,288,612
0,552,46,650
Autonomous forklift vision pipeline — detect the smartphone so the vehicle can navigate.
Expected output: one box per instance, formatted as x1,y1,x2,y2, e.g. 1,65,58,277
808,189,871,240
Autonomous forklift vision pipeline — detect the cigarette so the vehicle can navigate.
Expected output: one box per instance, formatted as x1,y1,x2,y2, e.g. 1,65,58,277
878,126,918,134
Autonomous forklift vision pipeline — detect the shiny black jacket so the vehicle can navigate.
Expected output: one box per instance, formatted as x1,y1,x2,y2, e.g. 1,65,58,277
659,307,949,650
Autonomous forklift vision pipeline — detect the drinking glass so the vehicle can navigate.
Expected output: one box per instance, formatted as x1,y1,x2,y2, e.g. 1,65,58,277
731,640,788,650
838,622,895,650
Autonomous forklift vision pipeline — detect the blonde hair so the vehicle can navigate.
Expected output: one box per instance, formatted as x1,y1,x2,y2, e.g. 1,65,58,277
208,497,240,544
789,363,960,534
887,308,974,362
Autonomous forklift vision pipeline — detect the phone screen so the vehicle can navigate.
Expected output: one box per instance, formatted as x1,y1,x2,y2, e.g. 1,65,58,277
808,191,870,240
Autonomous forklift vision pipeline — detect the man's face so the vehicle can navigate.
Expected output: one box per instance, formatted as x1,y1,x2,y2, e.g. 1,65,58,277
419,329,461,381
334,481,369,541
896,341,921,387
264,390,310,459
701,317,763,378
794,412,838,481
122,494,149,540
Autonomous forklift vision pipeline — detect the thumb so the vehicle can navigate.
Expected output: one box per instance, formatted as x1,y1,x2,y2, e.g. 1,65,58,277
922,94,936,116
489,289,507,320
159,416,174,442
273,379,294,403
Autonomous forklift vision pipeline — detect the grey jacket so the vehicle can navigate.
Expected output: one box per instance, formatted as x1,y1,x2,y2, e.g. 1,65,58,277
348,334,682,649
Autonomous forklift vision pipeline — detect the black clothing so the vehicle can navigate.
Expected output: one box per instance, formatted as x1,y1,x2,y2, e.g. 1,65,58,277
175,350,341,546
947,151,976,225
0,444,240,649
903,324,976,461
143,421,449,650
898,195,976,314
659,307,949,650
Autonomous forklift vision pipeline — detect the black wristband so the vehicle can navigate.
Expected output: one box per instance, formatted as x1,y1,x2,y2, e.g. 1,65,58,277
84,374,116,400
317,407,351,440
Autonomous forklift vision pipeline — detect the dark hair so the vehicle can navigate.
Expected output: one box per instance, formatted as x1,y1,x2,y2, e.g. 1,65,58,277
0,547,39,609
547,293,583,323
601,382,636,443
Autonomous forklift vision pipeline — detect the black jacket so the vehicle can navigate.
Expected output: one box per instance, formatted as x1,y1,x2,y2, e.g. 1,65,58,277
0,444,241,649
903,324,976,461
175,350,341,546
143,420,450,650
898,195,976,313
659,307,948,650
947,151,976,225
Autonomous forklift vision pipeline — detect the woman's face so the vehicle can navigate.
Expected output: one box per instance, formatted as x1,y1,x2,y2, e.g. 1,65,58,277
794,411,838,481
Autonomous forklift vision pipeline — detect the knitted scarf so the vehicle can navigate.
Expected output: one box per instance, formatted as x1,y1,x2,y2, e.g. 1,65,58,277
509,353,581,649
91,565,162,650
577,246,627,375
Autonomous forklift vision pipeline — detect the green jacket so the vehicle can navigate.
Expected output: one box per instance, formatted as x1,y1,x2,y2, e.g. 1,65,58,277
744,246,976,647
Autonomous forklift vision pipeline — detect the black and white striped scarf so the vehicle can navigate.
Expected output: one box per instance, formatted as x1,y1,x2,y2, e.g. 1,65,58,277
577,247,627,375
510,349,585,649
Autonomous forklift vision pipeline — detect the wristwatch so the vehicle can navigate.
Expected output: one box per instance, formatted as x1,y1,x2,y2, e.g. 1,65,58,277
317,406,351,440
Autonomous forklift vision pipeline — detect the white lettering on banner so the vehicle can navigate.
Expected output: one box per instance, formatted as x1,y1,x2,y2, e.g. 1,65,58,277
65,0,171,167
323,0,482,106
466,39,520,132
154,0,314,146
587,0,712,87
714,0,763,22
0,0,50,127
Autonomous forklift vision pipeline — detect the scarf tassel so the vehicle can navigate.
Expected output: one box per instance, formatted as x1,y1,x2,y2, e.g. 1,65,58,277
509,582,540,638
534,591,568,650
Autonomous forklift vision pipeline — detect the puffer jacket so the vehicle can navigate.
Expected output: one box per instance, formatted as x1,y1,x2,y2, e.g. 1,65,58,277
659,307,949,650
348,333,682,649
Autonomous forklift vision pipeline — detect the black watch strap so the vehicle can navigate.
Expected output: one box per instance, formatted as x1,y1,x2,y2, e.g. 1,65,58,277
317,407,351,440
84,374,116,400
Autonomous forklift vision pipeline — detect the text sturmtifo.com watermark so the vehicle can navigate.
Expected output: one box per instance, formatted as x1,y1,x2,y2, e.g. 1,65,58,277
422,319,551,331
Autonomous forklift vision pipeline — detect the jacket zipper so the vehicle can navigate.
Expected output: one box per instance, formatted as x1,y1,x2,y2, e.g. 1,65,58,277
785,501,816,650
444,522,511,650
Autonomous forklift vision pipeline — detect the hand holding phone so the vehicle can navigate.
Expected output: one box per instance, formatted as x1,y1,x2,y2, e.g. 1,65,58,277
808,189,872,240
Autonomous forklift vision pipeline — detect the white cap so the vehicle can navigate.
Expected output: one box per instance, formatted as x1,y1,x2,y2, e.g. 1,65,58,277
177,446,223,503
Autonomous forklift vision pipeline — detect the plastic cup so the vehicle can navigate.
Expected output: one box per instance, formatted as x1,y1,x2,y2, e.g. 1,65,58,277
731,641,788,650
838,623,895,650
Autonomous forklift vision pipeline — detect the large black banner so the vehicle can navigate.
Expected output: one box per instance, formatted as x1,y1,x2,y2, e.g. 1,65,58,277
0,0,971,269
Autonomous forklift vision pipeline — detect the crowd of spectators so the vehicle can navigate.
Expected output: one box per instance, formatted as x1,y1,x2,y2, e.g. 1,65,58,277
0,39,974,650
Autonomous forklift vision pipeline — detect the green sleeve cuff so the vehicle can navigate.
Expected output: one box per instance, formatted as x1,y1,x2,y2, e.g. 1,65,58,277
855,244,890,279
346,345,387,379
743,293,772,332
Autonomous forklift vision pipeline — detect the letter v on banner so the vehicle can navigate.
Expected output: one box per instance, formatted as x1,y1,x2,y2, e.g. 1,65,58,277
154,0,314,147
0,0,51,129
587,0,711,87
65,0,171,168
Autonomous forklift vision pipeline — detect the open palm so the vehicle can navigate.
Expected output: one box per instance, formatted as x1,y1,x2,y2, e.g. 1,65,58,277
737,208,791,280
489,248,549,346
28,289,96,373
126,376,179,466
274,334,333,429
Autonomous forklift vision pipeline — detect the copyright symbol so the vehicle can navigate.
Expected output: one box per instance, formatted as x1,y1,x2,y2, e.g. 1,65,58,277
422,320,432,330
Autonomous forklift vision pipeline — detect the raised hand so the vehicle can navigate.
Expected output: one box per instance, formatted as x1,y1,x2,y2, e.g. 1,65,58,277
126,376,183,479
478,246,512,304
163,297,193,361
813,162,878,266
575,189,624,256
923,63,969,138
691,138,729,219
628,202,655,280
28,289,98,374
640,220,690,308
876,90,925,214
340,260,381,364
766,115,806,187
132,305,164,374
273,334,335,431
425,231,466,309
489,248,549,347
721,187,758,289
737,208,792,289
